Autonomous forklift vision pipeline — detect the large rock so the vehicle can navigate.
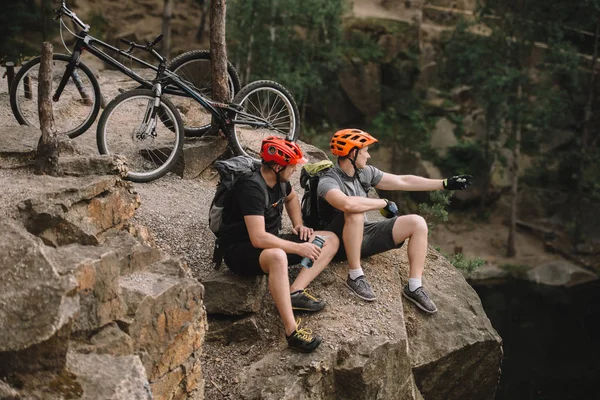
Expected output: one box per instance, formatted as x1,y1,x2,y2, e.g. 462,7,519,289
17,176,139,246
430,117,458,157
401,249,503,400
66,351,152,400
526,261,598,287
119,268,206,400
237,250,418,400
338,62,382,122
202,269,268,315
0,220,78,353
174,135,228,179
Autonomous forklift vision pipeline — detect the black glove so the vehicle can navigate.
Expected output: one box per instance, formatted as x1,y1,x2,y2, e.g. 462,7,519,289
380,199,399,218
443,175,473,190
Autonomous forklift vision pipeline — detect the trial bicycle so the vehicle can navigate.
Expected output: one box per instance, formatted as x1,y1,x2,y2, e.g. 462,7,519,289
9,0,241,138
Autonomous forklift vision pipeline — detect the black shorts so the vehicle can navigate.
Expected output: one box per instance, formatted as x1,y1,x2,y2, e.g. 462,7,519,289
325,213,404,260
223,234,305,276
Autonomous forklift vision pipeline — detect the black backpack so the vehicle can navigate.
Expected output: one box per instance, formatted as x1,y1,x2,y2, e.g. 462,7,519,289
300,160,370,230
209,156,283,267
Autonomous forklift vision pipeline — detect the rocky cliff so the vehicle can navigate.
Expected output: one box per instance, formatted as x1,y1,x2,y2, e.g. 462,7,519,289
0,126,207,400
0,122,502,399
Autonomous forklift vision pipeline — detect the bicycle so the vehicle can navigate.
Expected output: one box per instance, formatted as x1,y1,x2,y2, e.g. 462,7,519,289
9,0,241,139
96,37,300,183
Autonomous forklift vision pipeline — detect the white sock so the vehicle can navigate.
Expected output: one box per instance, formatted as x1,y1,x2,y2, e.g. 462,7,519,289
349,268,364,280
408,278,422,292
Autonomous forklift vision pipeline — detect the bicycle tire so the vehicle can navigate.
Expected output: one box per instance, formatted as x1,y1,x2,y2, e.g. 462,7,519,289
166,50,241,137
230,80,300,161
96,89,184,183
10,53,102,139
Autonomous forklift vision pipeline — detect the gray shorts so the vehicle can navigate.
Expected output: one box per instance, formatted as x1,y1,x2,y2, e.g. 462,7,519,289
324,213,404,261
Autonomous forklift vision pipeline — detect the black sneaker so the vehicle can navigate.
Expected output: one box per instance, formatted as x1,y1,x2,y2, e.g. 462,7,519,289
344,275,376,301
402,284,438,314
291,289,326,312
286,318,322,353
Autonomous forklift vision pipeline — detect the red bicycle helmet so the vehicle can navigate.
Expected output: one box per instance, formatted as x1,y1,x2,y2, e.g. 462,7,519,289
260,136,307,166
330,129,378,157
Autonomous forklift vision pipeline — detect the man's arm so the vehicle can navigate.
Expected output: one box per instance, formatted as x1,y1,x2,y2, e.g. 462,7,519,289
375,172,444,191
324,189,387,213
244,215,320,259
284,189,303,229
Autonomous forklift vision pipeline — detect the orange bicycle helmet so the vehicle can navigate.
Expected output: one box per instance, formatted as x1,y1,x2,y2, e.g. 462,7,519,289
260,136,307,166
329,129,378,157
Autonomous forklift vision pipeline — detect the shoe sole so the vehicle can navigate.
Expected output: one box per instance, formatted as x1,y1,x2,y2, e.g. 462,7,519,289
292,305,326,312
402,290,438,314
344,282,376,302
288,338,322,353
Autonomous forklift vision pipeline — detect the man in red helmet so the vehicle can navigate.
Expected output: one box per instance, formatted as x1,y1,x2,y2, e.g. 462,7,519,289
219,136,339,352
317,129,472,313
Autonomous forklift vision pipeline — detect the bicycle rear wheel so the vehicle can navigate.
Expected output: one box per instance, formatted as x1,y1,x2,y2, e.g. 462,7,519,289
230,80,300,162
96,89,184,183
167,50,241,137
10,53,101,138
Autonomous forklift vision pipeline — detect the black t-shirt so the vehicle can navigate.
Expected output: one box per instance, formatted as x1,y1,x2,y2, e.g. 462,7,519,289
219,171,291,246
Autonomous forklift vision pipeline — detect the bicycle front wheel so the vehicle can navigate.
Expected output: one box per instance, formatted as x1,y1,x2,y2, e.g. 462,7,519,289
96,89,184,183
167,50,241,137
10,53,101,138
230,80,300,161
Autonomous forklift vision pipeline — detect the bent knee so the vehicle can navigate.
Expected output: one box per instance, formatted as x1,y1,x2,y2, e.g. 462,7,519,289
344,212,364,224
410,214,428,234
260,248,288,269
323,232,340,249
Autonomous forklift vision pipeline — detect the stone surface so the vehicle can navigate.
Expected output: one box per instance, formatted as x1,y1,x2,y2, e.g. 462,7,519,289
101,229,163,275
0,219,78,352
401,248,503,400
17,175,139,246
173,135,228,179
58,155,125,177
119,269,206,399
430,117,457,157
206,316,261,344
238,251,418,400
338,62,382,122
526,260,598,287
202,270,268,315
66,351,152,400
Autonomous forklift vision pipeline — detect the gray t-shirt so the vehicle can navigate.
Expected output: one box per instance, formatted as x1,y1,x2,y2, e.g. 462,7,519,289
317,163,384,199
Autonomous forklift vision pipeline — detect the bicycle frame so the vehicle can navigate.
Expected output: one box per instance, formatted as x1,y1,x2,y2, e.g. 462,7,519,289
55,1,273,132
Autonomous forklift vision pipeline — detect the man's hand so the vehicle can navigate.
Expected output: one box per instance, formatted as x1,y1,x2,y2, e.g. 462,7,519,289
296,241,321,261
443,175,473,190
292,225,314,241
380,199,399,218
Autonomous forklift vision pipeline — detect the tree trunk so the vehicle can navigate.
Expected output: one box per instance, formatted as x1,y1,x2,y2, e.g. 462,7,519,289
506,84,522,257
35,42,59,176
574,19,599,246
210,0,229,102
161,0,174,59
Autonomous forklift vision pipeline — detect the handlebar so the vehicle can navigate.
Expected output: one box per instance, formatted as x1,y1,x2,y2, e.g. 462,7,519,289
54,1,89,32
119,35,165,64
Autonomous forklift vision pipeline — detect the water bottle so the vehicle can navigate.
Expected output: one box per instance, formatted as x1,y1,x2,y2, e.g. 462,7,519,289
299,235,326,268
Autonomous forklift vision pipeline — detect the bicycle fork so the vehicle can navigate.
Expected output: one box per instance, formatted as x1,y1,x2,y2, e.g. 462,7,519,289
52,47,93,105
136,84,163,140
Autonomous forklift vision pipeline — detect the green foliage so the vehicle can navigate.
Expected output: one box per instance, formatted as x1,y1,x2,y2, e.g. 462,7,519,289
500,263,530,278
227,0,347,107
451,253,485,274
418,191,450,232
436,140,486,176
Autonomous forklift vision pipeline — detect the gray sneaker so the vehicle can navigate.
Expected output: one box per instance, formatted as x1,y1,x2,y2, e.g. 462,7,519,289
345,275,376,301
402,285,437,314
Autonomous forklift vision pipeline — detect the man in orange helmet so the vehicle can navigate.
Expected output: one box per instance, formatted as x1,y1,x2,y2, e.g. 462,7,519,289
219,136,339,352
317,129,472,313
